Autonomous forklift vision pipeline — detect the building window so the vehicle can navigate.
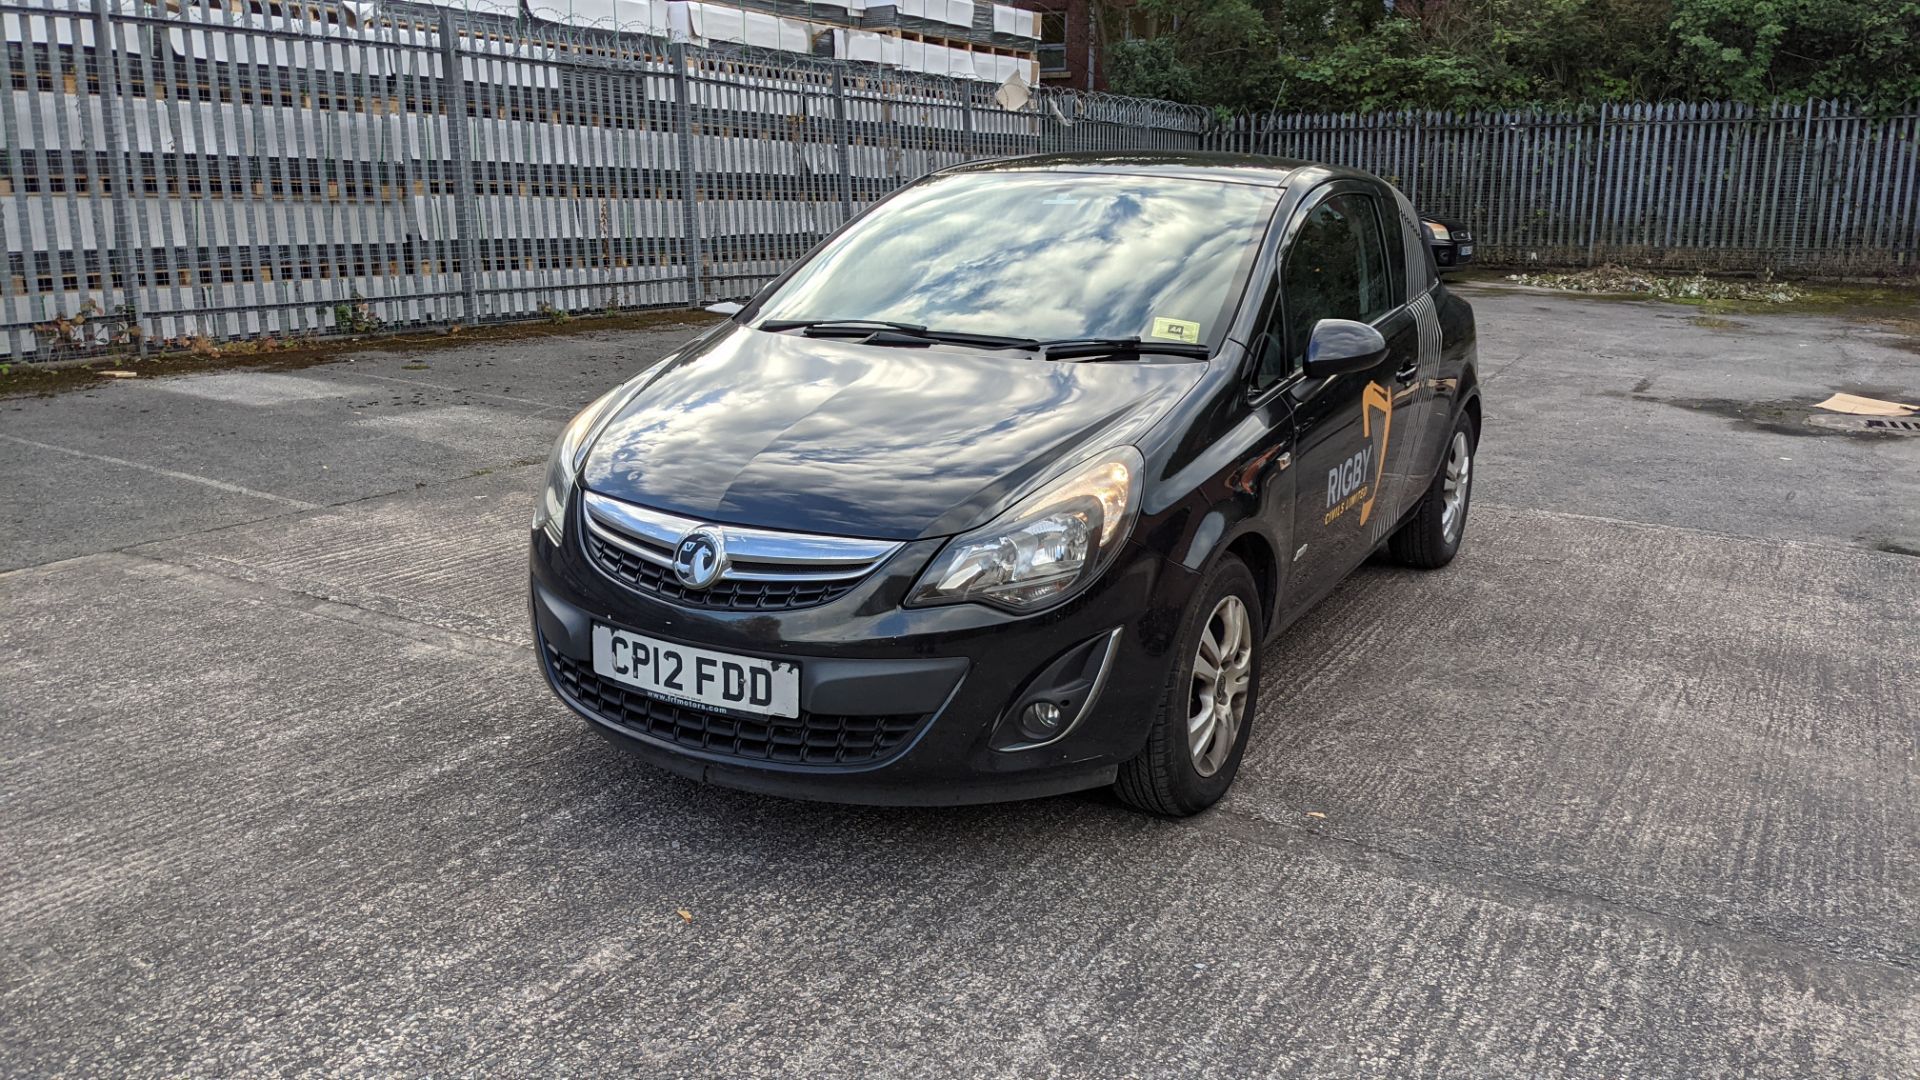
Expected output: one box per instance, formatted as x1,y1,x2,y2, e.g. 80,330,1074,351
1039,11,1067,74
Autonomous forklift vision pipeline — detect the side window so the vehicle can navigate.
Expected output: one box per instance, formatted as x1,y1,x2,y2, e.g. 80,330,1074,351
1279,193,1394,369
1249,276,1287,391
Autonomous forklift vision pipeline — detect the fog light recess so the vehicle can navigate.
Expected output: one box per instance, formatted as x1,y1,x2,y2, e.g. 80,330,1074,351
991,627,1124,751
1020,701,1065,740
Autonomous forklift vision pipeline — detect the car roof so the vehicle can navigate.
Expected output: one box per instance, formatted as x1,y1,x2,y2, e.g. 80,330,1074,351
936,151,1375,189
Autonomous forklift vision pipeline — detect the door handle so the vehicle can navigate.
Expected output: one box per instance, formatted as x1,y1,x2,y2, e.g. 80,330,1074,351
1395,361,1419,384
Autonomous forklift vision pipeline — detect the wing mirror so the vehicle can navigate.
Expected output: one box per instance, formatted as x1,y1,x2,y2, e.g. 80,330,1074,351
1303,319,1388,379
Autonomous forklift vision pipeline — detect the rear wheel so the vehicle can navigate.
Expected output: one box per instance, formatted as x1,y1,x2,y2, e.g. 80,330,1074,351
1389,410,1476,569
1114,555,1262,817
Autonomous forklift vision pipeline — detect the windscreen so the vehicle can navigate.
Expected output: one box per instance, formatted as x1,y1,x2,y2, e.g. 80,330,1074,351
752,171,1282,350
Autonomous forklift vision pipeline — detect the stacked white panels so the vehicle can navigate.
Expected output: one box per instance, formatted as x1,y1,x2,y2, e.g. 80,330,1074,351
833,27,900,67
893,0,973,27
531,0,672,33
413,0,519,16
990,2,1035,38
685,3,814,51
836,27,1020,82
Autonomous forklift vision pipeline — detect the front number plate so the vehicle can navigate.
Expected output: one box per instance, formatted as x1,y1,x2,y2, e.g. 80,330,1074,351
591,625,800,719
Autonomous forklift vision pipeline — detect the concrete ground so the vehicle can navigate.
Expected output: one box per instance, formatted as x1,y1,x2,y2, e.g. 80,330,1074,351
3,287,1917,1077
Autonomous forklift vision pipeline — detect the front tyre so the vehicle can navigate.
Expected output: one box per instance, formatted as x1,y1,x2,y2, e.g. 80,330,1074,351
1114,555,1262,817
1389,409,1477,569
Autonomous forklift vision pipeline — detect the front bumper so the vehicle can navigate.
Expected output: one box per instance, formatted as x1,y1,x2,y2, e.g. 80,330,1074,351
529,502,1199,806
1432,237,1474,271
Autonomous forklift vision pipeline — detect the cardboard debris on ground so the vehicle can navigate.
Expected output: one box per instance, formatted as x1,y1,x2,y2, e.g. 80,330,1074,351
1813,392,1917,417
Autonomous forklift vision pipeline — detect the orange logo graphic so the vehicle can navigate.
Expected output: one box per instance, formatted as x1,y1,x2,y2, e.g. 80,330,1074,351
1358,381,1393,525
1323,380,1396,528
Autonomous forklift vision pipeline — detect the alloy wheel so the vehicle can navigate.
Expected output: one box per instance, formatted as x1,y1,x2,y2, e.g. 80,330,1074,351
1441,430,1472,543
1188,594,1253,777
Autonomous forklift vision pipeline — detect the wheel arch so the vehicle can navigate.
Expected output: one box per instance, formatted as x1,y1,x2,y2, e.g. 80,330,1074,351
1172,506,1284,638
1225,530,1279,634
1457,365,1482,437
1196,523,1280,639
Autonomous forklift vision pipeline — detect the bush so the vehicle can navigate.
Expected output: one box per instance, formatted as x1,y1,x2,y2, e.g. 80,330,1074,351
1105,0,1920,113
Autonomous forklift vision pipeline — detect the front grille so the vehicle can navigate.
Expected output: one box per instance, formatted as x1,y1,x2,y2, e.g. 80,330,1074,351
545,644,923,766
586,531,859,611
578,490,901,613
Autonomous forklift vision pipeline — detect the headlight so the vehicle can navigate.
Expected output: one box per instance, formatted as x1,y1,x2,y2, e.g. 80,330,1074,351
1425,221,1451,241
532,387,626,544
906,446,1143,613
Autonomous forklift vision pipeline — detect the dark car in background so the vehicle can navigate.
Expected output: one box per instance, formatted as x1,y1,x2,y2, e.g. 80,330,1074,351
531,152,1482,816
1423,214,1475,272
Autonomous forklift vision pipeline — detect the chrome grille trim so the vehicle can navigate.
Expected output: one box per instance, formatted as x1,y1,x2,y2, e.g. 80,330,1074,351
581,490,903,597
582,509,675,568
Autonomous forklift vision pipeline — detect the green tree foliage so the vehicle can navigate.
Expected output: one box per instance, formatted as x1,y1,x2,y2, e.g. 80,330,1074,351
1104,0,1920,112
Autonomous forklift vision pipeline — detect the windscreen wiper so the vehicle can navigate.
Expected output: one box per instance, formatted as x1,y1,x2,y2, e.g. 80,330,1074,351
1030,337,1212,361
761,319,1038,350
760,318,928,336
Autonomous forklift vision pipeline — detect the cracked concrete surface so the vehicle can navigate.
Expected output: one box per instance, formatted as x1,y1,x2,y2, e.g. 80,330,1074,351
2,289,1917,1077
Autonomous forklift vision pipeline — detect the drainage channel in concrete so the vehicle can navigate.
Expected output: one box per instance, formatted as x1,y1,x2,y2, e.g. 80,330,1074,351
1806,413,1920,436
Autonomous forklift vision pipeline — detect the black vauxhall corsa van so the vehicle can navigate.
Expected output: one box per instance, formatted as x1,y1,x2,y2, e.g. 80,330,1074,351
530,152,1481,816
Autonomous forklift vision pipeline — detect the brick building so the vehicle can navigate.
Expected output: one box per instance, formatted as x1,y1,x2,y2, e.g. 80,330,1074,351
1014,0,1154,91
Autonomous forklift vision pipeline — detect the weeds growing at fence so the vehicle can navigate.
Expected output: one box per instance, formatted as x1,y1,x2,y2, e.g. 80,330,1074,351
31,301,143,361
1506,266,1805,305
330,292,388,335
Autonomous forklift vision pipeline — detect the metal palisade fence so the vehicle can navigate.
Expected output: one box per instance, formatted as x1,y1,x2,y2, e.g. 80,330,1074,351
1215,101,1920,276
1,0,1207,359
3,0,1915,361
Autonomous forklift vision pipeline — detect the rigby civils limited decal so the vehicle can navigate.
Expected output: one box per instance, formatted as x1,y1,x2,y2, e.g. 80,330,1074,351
1324,381,1393,527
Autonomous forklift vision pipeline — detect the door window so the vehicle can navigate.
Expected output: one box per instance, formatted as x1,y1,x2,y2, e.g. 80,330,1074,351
1278,193,1393,370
